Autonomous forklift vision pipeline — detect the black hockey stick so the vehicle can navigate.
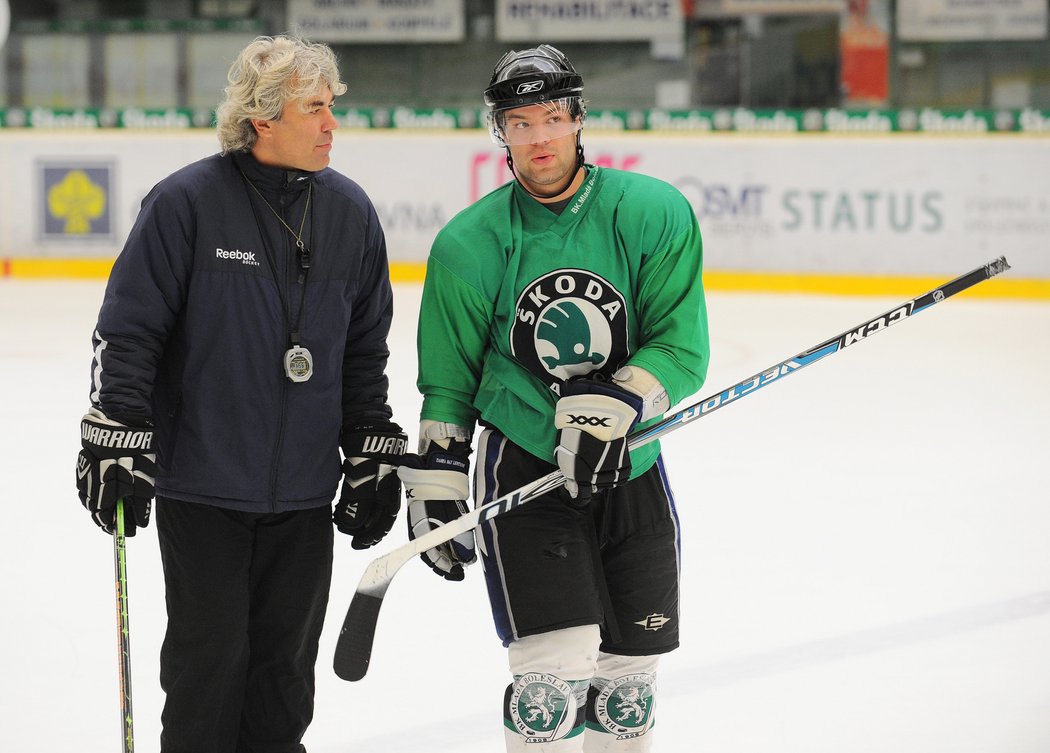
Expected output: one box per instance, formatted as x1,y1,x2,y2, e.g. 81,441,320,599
333,255,1011,682
113,499,135,753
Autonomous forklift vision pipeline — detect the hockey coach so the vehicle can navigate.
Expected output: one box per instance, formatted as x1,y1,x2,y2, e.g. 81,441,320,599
74,35,407,752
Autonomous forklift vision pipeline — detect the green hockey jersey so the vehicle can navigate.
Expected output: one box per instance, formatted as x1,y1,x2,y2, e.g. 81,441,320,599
417,165,710,478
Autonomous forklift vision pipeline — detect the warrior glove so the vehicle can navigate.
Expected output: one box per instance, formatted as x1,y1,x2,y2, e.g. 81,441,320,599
554,378,644,503
76,407,156,536
335,421,408,550
398,423,476,581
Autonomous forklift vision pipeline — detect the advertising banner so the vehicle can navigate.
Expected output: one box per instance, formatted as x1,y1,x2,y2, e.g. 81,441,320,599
840,0,889,107
694,0,842,16
4,106,1050,132
286,0,465,43
0,0,9,52
2,131,1047,278
495,0,682,41
38,161,116,244
897,0,1048,41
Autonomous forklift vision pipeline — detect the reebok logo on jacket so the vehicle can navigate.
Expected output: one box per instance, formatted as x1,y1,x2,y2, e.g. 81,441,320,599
216,247,260,266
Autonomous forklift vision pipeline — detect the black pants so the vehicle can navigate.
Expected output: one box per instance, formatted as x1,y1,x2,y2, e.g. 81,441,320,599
475,430,682,654
156,498,334,753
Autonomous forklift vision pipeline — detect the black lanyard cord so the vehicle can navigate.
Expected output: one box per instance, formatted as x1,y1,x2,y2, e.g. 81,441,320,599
238,168,313,347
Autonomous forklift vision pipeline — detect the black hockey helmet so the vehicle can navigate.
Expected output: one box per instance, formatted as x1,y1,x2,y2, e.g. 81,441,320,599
484,44,587,147
484,44,584,111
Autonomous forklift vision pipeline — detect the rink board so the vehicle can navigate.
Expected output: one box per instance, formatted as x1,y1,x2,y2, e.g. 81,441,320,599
2,130,1047,287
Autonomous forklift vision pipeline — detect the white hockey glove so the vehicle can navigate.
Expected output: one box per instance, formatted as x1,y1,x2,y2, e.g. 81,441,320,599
610,365,670,423
76,407,156,536
554,377,644,503
397,422,476,581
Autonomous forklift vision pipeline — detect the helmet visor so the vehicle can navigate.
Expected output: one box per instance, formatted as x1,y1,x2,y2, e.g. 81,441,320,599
488,98,584,147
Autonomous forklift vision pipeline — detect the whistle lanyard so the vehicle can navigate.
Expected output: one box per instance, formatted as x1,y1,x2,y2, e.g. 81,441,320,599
239,169,313,351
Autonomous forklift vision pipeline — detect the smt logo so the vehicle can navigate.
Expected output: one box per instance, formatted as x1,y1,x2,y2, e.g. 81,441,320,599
510,269,630,393
516,80,544,95
216,247,260,267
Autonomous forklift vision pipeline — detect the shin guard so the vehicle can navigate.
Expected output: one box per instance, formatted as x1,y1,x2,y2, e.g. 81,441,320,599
583,653,659,752
503,625,601,751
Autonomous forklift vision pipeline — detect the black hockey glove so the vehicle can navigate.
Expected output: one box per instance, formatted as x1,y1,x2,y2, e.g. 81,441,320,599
554,379,643,504
76,407,156,536
335,422,408,550
398,439,476,581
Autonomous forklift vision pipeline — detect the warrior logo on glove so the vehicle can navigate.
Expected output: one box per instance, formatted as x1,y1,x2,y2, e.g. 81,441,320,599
76,407,156,536
360,433,407,455
334,422,408,550
81,421,154,450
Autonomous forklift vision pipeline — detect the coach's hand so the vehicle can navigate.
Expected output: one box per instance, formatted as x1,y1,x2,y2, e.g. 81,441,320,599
335,422,408,550
76,407,156,536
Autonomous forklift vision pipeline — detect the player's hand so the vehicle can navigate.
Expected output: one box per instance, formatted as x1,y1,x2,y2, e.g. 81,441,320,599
398,440,476,581
335,422,408,550
554,379,643,503
76,407,155,536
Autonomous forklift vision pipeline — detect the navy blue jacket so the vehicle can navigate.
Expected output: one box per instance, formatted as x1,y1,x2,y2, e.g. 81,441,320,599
90,151,395,512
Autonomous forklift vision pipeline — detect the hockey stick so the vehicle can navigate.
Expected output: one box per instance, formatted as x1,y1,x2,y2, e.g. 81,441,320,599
333,255,1011,682
113,499,135,753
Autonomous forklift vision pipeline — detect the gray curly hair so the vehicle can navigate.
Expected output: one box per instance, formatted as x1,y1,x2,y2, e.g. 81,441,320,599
216,35,348,153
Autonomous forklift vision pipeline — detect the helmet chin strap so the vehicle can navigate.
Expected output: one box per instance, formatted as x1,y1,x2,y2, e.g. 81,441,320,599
505,131,587,201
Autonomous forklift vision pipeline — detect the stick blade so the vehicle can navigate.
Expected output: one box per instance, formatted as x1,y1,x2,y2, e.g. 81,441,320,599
333,591,384,681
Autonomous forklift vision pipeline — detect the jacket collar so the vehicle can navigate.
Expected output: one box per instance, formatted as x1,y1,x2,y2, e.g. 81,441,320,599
231,150,316,195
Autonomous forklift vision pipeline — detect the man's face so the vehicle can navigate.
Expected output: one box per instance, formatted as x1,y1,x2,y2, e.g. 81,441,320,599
252,85,338,172
503,103,582,199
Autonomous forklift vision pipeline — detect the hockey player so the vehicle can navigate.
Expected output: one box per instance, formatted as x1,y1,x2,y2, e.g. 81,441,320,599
398,45,710,751
74,36,406,752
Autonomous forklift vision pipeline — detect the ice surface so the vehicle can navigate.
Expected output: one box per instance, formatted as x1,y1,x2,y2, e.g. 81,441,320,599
1,279,1048,752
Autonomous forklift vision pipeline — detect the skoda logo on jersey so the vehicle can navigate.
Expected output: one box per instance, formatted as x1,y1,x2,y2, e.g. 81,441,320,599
511,269,630,392
517,80,544,95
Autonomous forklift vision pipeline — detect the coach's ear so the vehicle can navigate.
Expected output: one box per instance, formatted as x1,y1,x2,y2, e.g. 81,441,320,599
251,117,274,140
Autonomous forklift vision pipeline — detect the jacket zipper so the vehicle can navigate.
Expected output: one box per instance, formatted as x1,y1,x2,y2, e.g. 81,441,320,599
267,204,296,513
